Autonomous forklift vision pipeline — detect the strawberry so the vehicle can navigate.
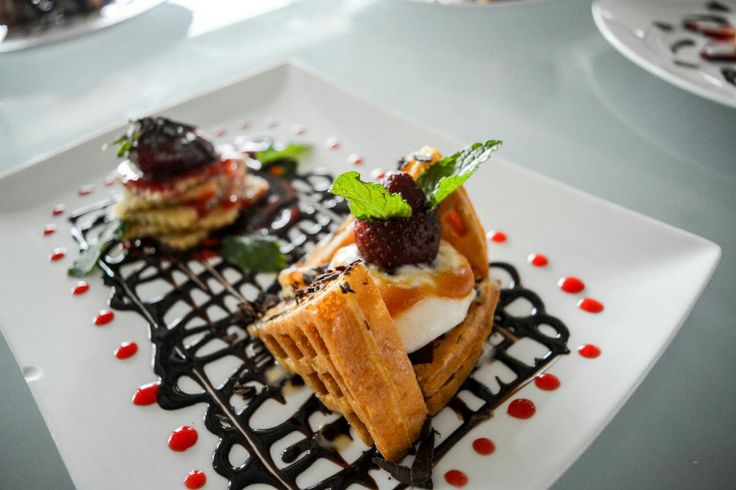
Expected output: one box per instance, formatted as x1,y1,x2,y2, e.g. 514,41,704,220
354,172,440,269
119,117,218,182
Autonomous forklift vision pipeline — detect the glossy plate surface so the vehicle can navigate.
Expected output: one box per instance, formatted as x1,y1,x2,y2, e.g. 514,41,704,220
592,0,736,108
0,63,720,489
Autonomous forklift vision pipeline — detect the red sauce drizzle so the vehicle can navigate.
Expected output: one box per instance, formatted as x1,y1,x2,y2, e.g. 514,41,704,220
292,124,306,135
132,382,160,406
558,276,585,294
214,128,226,137
444,469,468,487
43,225,57,236
78,185,93,196
527,253,548,267
72,281,90,295
578,297,604,313
534,373,560,391
50,248,66,261
472,437,495,455
184,470,207,489
94,309,115,326
507,398,536,419
326,137,340,149
348,153,363,166
169,426,199,452
487,230,507,243
105,175,118,186
52,204,65,216
115,341,138,359
684,19,735,39
578,344,601,359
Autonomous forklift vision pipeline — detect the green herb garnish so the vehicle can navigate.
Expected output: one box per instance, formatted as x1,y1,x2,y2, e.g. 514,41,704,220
68,220,125,277
256,143,311,167
329,171,413,220
417,140,501,209
222,234,287,273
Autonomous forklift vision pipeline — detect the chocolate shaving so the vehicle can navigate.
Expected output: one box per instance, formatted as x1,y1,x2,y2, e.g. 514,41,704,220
707,1,731,12
372,420,435,489
294,261,361,303
339,281,356,294
409,342,435,365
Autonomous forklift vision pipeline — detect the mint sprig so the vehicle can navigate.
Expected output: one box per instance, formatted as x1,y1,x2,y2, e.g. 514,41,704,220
329,171,412,220
68,220,124,277
222,234,287,273
256,143,311,167
417,140,501,209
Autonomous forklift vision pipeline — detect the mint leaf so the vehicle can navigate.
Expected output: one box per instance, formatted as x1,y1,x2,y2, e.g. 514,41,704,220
417,140,501,208
222,234,287,273
68,220,124,277
256,143,311,167
329,171,412,220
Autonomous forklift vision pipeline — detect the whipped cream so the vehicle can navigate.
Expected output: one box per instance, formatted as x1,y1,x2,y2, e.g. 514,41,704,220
329,241,475,353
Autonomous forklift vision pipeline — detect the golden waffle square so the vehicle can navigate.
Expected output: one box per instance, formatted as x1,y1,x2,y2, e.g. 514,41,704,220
253,262,427,461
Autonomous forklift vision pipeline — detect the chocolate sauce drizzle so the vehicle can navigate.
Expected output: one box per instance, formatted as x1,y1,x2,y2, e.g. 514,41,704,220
653,2,736,86
70,168,570,489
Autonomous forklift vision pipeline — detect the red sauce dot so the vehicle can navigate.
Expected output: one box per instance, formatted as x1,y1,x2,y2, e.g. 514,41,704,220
240,121,251,130
132,382,160,406
528,253,548,267
94,309,115,326
169,426,199,452
534,373,561,391
558,276,585,294
184,470,207,489
578,297,604,313
292,124,306,135
213,128,226,137
72,281,90,295
348,153,363,165
266,118,278,128
43,225,57,236
78,185,93,196
105,175,118,186
444,469,468,487
50,248,66,261
507,398,536,419
52,204,65,216
325,137,340,149
578,344,601,359
472,437,495,455
115,341,138,359
487,230,507,243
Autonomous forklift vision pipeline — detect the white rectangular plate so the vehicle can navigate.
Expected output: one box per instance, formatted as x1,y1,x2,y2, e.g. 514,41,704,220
0,63,720,490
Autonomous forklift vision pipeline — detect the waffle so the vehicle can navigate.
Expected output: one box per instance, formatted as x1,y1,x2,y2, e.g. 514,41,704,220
261,146,497,456
253,262,427,461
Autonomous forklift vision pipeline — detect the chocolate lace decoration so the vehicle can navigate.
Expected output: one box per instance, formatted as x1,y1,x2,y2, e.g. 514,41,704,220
70,169,570,489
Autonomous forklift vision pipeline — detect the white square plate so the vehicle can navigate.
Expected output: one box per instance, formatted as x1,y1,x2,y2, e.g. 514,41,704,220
0,63,720,489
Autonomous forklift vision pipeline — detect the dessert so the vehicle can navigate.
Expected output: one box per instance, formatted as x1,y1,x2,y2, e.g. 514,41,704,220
253,141,501,460
112,117,269,250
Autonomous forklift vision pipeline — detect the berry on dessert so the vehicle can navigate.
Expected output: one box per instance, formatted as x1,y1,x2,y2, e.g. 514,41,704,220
112,117,269,250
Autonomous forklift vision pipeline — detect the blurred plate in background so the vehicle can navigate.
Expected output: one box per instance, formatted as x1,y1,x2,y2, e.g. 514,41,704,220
0,0,166,53
592,0,736,109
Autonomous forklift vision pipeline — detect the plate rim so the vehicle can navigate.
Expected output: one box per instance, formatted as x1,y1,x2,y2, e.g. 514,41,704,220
591,0,736,110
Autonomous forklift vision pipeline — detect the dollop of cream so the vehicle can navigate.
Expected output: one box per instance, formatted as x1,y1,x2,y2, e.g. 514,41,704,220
329,241,475,353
